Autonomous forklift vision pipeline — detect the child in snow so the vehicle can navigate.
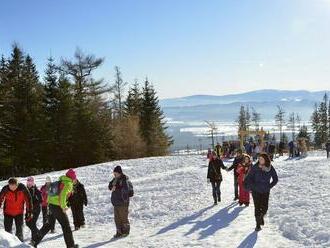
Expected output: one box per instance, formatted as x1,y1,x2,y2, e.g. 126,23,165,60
26,176,42,242
0,178,33,242
108,166,133,238
236,154,252,206
68,179,88,230
207,151,227,205
244,153,278,232
227,149,244,201
40,175,56,233
31,169,78,248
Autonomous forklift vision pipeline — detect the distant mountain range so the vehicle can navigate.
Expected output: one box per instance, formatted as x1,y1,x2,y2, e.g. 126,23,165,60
160,90,330,121
160,89,330,107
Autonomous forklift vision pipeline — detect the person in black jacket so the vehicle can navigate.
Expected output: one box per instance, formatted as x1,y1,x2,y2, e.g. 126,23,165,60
26,176,42,242
244,152,278,232
227,149,244,201
68,179,88,230
326,141,330,158
108,166,131,238
207,151,227,205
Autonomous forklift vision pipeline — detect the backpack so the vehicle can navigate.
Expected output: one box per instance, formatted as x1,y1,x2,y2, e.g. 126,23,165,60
127,180,134,197
48,181,63,197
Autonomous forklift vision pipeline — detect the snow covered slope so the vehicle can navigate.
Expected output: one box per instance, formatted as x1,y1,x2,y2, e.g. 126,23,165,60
0,152,328,247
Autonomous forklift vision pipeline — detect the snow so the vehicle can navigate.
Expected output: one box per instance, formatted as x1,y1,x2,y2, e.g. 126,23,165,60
0,230,30,247
0,151,329,247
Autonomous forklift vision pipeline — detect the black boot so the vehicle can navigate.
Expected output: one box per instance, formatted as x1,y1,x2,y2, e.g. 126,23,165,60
255,225,262,232
218,196,221,203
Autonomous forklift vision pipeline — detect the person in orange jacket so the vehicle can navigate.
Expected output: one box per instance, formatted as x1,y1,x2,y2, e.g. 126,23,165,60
236,154,252,206
0,177,33,241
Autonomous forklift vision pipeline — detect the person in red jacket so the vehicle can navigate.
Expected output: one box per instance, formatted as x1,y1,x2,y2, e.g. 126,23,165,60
236,154,252,206
40,175,55,233
0,177,33,241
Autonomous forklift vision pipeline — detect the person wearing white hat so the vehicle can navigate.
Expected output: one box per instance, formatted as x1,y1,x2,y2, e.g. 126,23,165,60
40,175,55,233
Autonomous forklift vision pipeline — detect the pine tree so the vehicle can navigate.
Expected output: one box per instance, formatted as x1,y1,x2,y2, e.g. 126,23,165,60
318,93,328,145
124,80,142,117
60,49,112,166
251,107,261,131
0,45,43,174
311,103,322,147
275,106,285,142
140,79,172,156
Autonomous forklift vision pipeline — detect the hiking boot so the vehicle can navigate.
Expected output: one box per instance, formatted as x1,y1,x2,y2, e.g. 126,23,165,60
255,225,262,232
74,226,80,231
244,202,250,207
113,233,123,239
233,197,239,201
218,197,221,202
239,202,243,206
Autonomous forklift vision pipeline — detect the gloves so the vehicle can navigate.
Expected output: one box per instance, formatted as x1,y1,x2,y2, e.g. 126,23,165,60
25,212,33,222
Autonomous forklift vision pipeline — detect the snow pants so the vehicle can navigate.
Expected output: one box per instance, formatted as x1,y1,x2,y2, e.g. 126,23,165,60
4,214,24,241
71,203,85,228
252,191,270,226
35,204,75,248
114,205,130,235
238,181,250,204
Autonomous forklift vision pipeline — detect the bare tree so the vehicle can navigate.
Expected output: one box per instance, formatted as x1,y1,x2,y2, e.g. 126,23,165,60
111,66,127,119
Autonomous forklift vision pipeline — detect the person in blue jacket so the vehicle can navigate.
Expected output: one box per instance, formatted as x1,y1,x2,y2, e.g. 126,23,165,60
244,152,278,232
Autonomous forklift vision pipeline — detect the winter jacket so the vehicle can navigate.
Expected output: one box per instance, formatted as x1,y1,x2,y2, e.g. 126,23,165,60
207,158,226,182
244,163,278,193
0,183,32,216
109,174,130,207
40,184,50,207
227,156,244,177
27,185,42,210
236,164,251,185
48,176,73,209
68,181,87,207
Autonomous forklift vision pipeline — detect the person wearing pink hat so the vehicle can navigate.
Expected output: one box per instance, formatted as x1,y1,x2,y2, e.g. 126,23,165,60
31,169,78,248
26,176,42,243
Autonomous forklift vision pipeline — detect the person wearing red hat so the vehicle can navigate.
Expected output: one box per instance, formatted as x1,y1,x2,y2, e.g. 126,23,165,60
31,169,78,248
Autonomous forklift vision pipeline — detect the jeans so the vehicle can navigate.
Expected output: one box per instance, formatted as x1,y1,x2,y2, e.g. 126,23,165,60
211,181,221,202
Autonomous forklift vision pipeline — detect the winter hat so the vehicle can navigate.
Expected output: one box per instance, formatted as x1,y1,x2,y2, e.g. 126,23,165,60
45,175,52,183
66,168,77,180
27,176,35,187
113,166,123,174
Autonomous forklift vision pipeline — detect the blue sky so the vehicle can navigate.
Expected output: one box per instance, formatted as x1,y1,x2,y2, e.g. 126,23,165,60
1,0,330,98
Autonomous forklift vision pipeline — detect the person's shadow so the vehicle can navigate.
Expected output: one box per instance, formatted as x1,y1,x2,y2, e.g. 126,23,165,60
184,202,243,240
154,205,214,236
237,231,258,248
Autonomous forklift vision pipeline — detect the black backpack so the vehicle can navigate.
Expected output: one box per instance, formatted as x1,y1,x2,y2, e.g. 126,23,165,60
127,180,134,197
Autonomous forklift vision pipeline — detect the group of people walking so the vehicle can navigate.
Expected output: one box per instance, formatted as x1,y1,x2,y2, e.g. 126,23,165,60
207,148,278,232
0,165,133,247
